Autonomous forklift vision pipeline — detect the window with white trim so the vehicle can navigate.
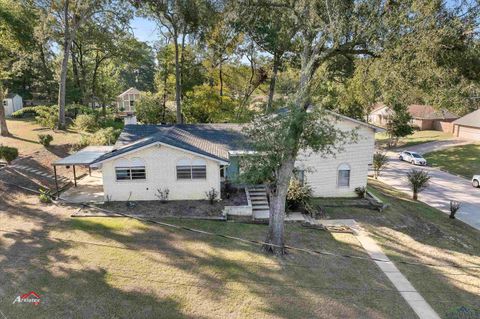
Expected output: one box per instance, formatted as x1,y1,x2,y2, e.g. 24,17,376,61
176,159,207,180
294,169,305,186
115,158,146,181
337,163,350,187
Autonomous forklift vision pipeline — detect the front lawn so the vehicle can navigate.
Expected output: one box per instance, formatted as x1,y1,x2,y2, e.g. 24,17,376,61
424,143,480,179
0,185,416,318
315,179,480,317
376,130,452,149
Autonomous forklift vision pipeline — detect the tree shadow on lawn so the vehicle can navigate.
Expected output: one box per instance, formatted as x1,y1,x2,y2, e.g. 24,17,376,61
7,134,40,145
68,216,417,318
0,194,204,319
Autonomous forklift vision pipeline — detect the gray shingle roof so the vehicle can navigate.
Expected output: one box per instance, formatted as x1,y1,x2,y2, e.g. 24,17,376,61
94,124,248,164
453,109,480,128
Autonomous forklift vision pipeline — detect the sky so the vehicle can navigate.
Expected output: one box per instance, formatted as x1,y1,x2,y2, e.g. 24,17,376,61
130,17,158,43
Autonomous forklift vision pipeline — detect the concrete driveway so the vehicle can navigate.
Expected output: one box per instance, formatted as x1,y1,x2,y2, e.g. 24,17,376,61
378,150,480,231
396,138,472,154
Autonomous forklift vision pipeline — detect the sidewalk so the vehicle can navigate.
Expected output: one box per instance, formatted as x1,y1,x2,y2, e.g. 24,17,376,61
317,219,440,319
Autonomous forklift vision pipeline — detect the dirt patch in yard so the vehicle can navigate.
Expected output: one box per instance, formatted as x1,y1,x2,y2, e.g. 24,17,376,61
97,188,248,219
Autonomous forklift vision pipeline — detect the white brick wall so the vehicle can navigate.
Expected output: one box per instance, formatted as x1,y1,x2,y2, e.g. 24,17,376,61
296,120,375,197
101,144,222,201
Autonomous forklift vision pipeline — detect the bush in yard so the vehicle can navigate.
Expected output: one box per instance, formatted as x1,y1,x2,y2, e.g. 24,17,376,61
205,188,219,204
11,106,39,118
70,136,91,152
39,189,51,203
354,186,366,199
35,105,59,129
71,127,121,151
155,188,170,203
372,152,388,179
73,114,98,132
38,134,53,147
449,201,461,219
286,179,312,210
100,117,124,130
406,169,430,200
89,127,121,145
0,146,19,164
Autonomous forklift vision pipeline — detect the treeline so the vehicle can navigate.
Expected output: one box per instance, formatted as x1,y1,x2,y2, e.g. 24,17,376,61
1,0,479,132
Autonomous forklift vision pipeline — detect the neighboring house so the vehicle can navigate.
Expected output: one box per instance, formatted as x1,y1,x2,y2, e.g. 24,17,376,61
2,93,23,117
407,104,459,130
55,110,383,201
452,108,480,140
368,103,459,131
116,88,141,113
368,103,392,126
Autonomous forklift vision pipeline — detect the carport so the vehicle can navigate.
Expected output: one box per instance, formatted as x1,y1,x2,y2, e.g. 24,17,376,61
52,146,113,196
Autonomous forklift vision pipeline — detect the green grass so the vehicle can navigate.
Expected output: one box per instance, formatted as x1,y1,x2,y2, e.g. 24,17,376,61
424,143,480,179
376,130,453,149
0,192,417,318
314,179,480,317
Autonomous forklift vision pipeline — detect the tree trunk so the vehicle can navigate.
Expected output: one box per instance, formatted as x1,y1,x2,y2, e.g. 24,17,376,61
162,71,168,123
57,1,71,130
263,41,313,256
0,84,10,136
91,54,100,109
219,62,224,97
263,155,296,256
39,44,53,99
266,53,280,113
173,29,182,124
413,191,418,200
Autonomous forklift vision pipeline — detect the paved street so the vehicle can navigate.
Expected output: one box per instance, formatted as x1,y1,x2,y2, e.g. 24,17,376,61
378,146,480,231
396,138,472,154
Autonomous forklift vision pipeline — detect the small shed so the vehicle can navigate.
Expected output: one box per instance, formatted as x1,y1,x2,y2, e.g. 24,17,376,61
2,93,23,117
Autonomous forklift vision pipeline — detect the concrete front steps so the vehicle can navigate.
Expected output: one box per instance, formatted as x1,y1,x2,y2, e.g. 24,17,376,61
246,185,270,220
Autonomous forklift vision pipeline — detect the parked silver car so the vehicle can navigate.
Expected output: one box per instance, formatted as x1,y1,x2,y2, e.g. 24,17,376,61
399,151,427,166
473,175,480,188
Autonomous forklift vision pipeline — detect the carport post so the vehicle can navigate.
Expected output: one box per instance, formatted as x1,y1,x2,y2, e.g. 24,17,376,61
73,165,77,187
88,166,92,176
53,165,59,197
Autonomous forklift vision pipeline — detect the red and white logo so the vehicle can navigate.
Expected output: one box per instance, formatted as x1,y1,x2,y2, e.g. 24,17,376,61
13,291,41,305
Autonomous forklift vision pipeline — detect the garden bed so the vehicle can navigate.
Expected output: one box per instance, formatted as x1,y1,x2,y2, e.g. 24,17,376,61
97,188,247,219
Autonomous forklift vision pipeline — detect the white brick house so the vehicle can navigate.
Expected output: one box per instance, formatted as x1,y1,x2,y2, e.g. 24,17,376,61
55,110,383,201
296,116,376,197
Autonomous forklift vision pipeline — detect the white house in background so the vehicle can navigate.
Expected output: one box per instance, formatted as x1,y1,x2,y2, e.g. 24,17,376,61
2,93,23,117
368,103,392,126
116,87,141,113
56,109,383,202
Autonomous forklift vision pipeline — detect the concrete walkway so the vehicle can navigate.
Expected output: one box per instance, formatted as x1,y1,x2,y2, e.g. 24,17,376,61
317,219,440,319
